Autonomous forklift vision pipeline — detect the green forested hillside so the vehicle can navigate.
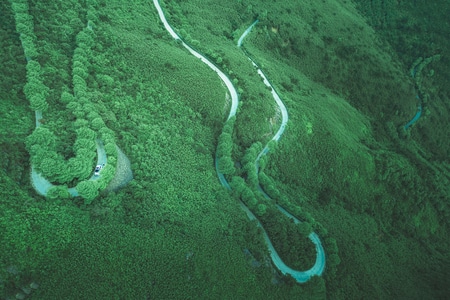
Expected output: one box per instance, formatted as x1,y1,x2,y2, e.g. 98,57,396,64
1,0,449,299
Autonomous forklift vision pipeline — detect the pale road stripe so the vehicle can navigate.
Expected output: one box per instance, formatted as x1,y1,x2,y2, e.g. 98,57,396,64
238,21,326,282
154,0,325,283
153,0,238,120
28,23,108,197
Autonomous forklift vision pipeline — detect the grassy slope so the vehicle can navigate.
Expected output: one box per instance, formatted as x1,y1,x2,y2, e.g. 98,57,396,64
1,0,449,299
164,0,450,299
1,0,281,299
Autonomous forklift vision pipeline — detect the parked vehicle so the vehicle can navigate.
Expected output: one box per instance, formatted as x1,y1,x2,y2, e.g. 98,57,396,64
94,164,105,176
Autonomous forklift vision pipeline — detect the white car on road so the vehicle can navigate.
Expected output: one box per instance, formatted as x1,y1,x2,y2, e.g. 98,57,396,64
94,164,105,176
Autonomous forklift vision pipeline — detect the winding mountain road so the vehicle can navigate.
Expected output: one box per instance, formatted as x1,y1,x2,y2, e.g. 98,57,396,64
30,122,107,197
238,19,325,282
27,36,111,197
154,0,325,283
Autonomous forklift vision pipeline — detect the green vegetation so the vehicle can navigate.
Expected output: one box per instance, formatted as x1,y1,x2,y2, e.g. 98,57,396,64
1,0,449,299
216,116,236,175
10,0,119,199
229,138,337,273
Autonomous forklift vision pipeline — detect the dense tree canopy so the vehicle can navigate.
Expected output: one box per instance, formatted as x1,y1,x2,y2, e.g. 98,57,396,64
1,0,449,299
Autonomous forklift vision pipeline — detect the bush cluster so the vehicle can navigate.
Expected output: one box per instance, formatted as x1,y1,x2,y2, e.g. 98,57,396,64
12,0,118,200
216,116,236,175
11,0,48,112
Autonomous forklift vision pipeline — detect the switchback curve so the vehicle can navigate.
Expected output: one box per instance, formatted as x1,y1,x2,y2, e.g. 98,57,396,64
154,0,326,283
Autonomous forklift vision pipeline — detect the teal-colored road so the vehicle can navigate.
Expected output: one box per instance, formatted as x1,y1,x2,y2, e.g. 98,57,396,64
154,0,326,283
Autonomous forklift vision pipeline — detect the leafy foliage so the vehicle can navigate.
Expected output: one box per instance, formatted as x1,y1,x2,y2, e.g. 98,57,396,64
10,0,121,197
1,0,449,299
76,180,99,204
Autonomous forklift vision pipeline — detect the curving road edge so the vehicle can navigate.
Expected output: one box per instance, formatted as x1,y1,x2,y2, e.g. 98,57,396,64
154,0,325,283
30,137,106,197
238,21,325,282
27,23,108,197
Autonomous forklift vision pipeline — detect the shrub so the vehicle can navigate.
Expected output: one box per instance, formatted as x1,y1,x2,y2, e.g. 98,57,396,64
29,93,48,111
47,186,70,200
76,180,99,204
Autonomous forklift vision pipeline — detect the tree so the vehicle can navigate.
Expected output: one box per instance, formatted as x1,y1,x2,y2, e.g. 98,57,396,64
76,30,94,48
25,60,41,74
74,138,96,153
241,186,257,209
303,275,326,299
47,185,70,200
74,118,89,129
255,203,267,217
259,172,280,199
241,143,258,166
73,74,87,97
11,2,29,14
73,46,87,59
24,77,48,101
76,127,96,140
96,74,114,88
68,157,85,179
73,66,88,79
216,132,233,158
328,253,341,267
104,143,117,157
29,93,48,111
39,156,64,179
87,9,99,24
14,12,33,29
76,180,99,204
267,140,278,152
325,237,338,254
246,166,258,188
86,110,100,122
314,223,328,236
26,127,56,149
297,222,313,237
72,60,86,72
100,127,115,140
97,164,115,190
76,147,96,163
217,156,235,175
60,90,74,104
230,176,246,197
21,35,38,59
242,143,262,187
258,154,268,171
91,117,105,130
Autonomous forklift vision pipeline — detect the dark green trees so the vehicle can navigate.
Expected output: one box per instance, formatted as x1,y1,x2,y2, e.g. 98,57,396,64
242,142,262,187
11,0,49,112
11,0,122,201
76,180,99,204
216,116,236,175
24,61,49,112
